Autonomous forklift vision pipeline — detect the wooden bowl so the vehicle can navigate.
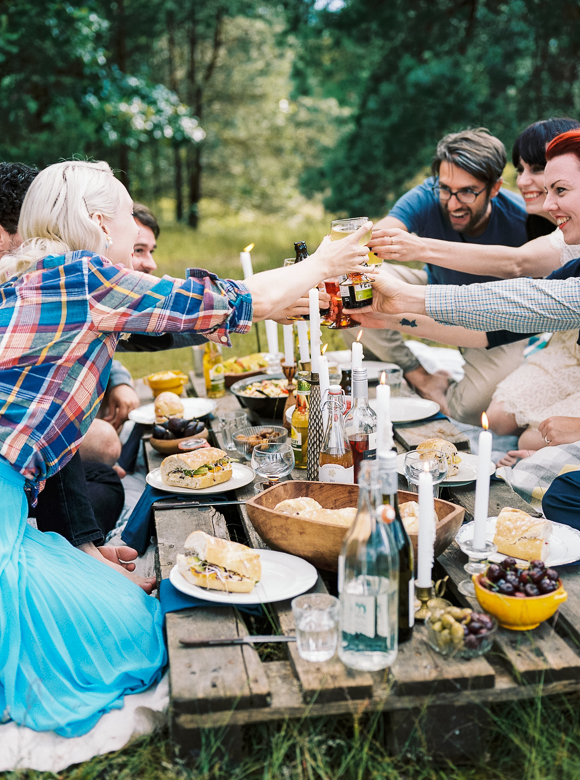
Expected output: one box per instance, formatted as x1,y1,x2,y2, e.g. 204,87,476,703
246,481,465,571
149,428,209,455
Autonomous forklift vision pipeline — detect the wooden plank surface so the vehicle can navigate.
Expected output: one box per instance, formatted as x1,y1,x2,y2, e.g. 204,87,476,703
439,542,580,684
275,578,374,704
391,626,495,695
445,479,543,521
394,419,470,451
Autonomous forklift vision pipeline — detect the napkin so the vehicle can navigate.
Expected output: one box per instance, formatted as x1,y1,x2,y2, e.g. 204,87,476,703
118,423,148,473
121,484,229,554
159,578,263,616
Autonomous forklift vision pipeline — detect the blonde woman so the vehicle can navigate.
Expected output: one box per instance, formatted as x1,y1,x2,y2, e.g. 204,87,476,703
0,159,370,735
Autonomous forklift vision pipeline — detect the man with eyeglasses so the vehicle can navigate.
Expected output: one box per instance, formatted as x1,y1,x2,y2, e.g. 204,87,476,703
343,127,528,425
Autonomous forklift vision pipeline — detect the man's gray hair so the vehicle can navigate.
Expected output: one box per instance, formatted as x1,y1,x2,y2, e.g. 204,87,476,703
432,128,507,185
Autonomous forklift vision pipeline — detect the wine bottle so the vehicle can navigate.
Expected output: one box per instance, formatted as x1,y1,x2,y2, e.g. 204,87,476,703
379,451,415,643
344,368,377,483
338,460,399,671
288,242,310,322
340,366,352,411
290,371,310,469
319,385,354,484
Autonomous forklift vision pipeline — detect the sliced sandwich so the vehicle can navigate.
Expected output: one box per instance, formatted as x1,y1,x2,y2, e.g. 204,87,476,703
416,438,461,477
160,447,232,490
177,530,261,593
493,507,552,562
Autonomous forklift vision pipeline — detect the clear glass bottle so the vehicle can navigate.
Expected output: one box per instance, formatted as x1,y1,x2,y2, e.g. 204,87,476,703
290,371,310,469
338,460,399,671
344,368,377,483
319,385,354,484
379,451,415,644
203,342,225,398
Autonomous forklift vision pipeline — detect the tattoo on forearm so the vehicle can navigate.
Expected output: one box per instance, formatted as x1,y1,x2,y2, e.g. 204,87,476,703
400,318,417,327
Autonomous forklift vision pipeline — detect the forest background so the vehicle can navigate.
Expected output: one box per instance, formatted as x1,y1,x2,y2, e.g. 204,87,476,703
2,0,580,373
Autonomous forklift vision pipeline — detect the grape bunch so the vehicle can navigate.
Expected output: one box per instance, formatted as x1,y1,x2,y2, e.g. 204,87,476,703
428,606,495,654
152,417,205,440
480,557,560,597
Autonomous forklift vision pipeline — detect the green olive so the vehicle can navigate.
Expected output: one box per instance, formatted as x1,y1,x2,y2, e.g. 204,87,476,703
448,607,464,620
431,621,443,633
441,613,456,628
429,609,445,624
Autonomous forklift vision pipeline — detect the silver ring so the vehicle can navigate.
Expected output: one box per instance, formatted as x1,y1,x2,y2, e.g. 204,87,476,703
544,436,551,444
390,236,394,245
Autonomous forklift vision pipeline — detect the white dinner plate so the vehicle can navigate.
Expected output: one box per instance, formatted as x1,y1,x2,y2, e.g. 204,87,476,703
369,396,440,423
396,451,495,485
456,516,580,568
129,397,217,425
169,549,318,605
146,462,255,494
325,352,400,382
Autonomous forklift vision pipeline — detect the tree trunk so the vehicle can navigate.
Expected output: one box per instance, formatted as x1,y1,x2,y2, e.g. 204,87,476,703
187,14,200,228
114,0,130,189
167,9,183,221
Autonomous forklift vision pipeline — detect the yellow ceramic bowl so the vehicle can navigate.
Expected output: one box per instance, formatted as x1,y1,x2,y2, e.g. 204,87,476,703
473,574,567,631
144,370,188,398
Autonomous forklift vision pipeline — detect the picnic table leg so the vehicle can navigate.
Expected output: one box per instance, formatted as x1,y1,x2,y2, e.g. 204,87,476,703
385,703,490,759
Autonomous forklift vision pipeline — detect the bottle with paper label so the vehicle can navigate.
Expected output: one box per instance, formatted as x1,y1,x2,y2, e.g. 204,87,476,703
344,367,377,483
319,385,354,484
338,460,399,671
203,342,225,398
290,371,310,469
380,451,415,644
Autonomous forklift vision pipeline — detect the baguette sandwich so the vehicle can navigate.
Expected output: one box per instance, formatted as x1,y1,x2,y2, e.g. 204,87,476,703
416,438,461,477
493,507,552,562
177,530,261,593
160,447,232,490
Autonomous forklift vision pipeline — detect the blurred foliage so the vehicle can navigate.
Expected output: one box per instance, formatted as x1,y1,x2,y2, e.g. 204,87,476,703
293,0,580,216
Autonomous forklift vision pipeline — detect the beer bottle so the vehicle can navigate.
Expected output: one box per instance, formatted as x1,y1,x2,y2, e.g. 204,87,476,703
203,342,225,398
288,242,310,322
290,371,310,469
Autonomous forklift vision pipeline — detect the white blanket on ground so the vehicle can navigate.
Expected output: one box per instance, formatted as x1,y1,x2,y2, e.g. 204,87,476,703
0,674,169,772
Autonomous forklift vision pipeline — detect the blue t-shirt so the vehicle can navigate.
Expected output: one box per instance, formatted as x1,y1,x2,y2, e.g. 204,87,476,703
389,177,528,286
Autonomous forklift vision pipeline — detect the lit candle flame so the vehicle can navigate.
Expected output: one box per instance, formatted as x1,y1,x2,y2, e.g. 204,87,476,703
380,371,387,385
356,329,363,342
321,343,328,355
243,243,255,253
481,412,489,431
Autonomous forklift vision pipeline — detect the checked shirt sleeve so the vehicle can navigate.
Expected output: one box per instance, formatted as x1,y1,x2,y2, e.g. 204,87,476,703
86,259,252,346
425,277,580,333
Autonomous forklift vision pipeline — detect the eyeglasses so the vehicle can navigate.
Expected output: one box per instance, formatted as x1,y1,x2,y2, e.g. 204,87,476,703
432,183,487,204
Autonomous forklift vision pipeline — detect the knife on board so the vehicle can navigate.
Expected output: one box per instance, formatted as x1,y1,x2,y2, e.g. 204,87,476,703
179,635,296,648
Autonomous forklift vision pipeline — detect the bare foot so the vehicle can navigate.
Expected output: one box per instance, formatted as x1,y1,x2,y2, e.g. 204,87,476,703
98,544,138,572
496,449,536,468
79,542,156,594
404,366,450,415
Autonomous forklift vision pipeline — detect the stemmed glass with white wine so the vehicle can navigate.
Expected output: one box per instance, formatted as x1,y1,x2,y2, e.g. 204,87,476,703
251,442,295,493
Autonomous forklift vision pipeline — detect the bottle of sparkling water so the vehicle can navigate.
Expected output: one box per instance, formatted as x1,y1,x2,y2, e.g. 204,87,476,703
338,460,399,671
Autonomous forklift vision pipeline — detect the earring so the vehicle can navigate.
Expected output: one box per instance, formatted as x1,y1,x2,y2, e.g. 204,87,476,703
105,235,113,249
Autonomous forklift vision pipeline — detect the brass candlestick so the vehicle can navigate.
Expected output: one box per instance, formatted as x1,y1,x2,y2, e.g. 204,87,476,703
415,583,434,621
281,362,297,433
415,577,452,621
299,359,311,373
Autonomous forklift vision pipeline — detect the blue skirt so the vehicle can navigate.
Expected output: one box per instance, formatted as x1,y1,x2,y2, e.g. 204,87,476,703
0,459,166,737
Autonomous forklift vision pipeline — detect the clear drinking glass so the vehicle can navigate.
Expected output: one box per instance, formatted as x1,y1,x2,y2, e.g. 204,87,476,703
381,366,403,397
404,450,448,496
292,593,339,662
251,442,295,484
218,410,248,450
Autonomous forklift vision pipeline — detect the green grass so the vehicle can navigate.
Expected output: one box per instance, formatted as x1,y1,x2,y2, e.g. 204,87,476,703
10,692,580,779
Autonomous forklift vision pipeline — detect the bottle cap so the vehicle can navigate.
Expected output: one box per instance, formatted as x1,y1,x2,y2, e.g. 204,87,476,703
381,505,396,523
328,384,342,394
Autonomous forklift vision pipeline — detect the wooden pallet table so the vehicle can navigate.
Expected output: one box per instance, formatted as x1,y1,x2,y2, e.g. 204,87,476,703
146,378,580,760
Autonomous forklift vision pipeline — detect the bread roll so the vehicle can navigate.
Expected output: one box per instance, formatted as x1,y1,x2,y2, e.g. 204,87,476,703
160,447,232,489
399,500,420,534
416,438,461,477
493,507,552,562
274,497,321,516
154,391,185,423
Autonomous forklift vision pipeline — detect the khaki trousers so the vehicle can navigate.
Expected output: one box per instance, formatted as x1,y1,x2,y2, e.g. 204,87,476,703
341,264,526,426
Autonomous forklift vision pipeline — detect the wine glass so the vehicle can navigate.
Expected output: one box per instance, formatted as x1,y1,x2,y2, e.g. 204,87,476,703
251,442,295,492
404,450,448,496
